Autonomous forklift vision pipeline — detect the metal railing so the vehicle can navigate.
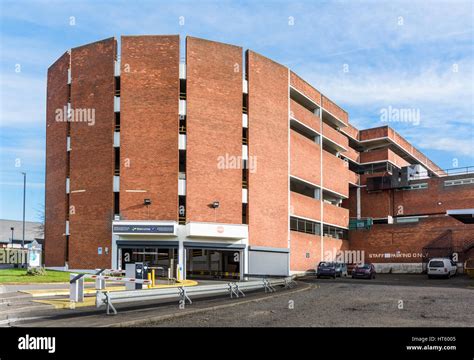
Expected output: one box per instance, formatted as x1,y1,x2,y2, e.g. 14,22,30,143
432,166,474,178
96,276,296,315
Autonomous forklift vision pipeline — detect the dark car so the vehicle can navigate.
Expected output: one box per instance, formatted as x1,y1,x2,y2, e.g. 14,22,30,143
317,261,337,279
351,263,376,279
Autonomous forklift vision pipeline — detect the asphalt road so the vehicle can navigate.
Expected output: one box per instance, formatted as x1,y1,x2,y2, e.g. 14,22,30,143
146,274,474,327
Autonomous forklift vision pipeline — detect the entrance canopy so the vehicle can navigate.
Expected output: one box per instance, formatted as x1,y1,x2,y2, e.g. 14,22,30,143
447,209,474,224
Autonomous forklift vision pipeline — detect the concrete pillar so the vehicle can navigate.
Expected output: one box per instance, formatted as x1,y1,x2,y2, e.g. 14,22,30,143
357,187,361,219
178,241,185,280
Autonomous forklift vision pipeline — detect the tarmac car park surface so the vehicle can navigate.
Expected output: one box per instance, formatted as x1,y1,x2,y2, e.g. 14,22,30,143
148,274,474,327
2,274,473,327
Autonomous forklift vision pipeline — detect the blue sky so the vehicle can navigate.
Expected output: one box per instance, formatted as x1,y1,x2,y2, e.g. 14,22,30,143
0,0,473,222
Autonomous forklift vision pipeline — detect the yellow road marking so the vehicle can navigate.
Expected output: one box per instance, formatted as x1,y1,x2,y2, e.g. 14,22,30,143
31,279,199,309
22,280,198,298
21,286,126,297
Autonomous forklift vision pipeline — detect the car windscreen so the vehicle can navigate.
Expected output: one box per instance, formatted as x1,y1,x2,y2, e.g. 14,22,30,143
359,264,371,269
319,262,335,267
429,261,444,267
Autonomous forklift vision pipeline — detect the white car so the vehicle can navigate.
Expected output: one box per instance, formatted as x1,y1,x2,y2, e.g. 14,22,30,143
427,258,457,279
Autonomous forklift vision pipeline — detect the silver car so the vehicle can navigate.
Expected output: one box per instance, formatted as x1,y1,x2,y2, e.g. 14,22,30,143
335,262,348,277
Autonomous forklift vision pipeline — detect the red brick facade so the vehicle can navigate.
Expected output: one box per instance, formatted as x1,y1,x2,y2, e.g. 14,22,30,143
350,216,474,264
120,35,179,221
186,37,243,224
44,51,70,266
247,50,289,249
44,35,471,273
67,38,116,269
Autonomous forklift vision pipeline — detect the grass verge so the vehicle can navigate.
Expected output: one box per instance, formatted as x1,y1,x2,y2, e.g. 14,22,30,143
0,268,93,284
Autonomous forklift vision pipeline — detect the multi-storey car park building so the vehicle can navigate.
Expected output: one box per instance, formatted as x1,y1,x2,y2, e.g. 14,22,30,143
45,35,474,278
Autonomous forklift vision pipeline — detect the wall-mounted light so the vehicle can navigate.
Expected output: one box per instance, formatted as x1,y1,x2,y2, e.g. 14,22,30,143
211,201,220,209
144,199,152,206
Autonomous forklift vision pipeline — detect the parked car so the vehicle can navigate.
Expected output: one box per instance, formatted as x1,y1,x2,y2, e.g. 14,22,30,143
352,263,376,279
335,262,348,277
317,262,337,279
427,258,457,279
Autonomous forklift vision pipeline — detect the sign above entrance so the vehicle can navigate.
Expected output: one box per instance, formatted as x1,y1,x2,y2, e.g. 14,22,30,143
113,224,175,234
186,222,248,239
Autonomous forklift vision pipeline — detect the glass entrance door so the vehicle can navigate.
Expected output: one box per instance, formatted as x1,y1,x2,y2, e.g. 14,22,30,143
120,247,177,278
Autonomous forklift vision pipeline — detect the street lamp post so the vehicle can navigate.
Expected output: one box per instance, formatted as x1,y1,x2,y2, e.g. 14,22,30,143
21,172,26,248
10,227,14,243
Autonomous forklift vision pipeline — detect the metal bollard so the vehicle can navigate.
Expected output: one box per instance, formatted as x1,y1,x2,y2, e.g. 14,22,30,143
70,274,84,302
95,277,106,290
151,269,155,288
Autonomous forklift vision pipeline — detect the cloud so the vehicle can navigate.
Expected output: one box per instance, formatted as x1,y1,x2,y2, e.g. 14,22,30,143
0,0,473,221
0,73,46,129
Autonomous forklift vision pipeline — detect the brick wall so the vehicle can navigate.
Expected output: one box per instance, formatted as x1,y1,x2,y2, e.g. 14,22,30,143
290,99,320,131
358,176,474,218
290,71,321,105
68,38,116,269
322,95,348,124
290,231,349,272
186,37,243,224
394,177,474,216
290,231,321,272
120,35,179,221
322,151,349,197
290,192,321,221
350,215,474,263
45,52,70,266
290,130,321,185
247,50,289,248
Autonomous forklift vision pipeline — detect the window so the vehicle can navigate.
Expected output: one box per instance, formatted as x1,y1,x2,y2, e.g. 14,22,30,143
323,224,348,240
114,192,120,215
242,167,248,189
395,216,420,224
242,128,248,145
179,115,186,134
242,93,248,114
115,113,120,131
179,150,186,173
444,178,474,187
242,203,248,224
179,79,186,100
403,183,428,190
290,217,321,236
114,148,120,175
114,76,120,97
